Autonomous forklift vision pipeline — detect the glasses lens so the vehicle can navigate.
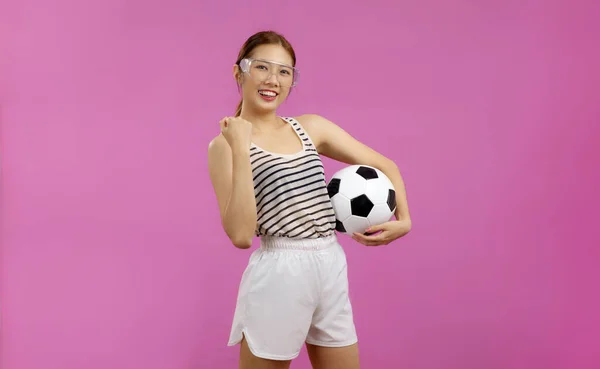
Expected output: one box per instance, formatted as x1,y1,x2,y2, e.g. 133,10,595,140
246,59,298,87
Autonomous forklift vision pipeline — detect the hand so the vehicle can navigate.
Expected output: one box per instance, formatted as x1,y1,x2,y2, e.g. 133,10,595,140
219,116,253,151
351,219,412,246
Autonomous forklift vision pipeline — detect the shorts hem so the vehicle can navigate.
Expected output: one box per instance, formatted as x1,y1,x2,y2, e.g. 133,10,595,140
228,330,301,361
305,337,358,348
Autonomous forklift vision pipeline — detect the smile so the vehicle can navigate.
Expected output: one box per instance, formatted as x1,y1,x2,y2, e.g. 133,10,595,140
258,90,278,97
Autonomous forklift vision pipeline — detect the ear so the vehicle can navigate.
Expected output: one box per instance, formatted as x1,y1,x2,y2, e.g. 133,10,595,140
232,64,242,85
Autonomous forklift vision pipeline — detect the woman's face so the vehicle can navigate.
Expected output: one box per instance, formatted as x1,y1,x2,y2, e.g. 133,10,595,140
234,44,296,114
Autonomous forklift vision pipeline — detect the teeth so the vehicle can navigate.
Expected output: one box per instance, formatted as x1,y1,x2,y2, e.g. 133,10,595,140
259,90,276,97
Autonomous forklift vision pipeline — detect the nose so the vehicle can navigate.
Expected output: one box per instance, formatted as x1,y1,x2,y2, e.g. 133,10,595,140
265,72,279,86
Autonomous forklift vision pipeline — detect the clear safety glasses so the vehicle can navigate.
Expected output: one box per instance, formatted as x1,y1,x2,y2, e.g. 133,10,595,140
239,58,299,87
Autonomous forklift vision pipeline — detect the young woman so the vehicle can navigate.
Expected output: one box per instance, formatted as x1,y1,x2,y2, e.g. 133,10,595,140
207,30,412,369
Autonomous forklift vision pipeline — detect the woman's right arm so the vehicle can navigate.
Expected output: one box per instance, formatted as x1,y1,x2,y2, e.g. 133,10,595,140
207,134,257,249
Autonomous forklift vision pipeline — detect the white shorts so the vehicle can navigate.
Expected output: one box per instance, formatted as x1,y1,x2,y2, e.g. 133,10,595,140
227,234,358,360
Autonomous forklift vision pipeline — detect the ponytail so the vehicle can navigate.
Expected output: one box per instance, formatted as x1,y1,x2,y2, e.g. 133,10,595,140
235,99,243,117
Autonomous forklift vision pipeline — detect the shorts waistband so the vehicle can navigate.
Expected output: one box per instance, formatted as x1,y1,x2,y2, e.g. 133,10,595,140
259,234,338,251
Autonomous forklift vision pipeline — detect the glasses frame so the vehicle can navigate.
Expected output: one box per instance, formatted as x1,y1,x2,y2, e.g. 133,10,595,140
239,58,299,87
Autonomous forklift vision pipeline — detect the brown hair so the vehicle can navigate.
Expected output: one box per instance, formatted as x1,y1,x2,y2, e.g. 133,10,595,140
234,30,297,116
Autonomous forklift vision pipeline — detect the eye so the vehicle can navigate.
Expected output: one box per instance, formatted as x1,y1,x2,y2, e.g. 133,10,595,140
280,69,291,75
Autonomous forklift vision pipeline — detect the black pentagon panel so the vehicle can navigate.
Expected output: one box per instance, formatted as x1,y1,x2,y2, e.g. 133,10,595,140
335,220,346,233
387,189,397,211
356,166,378,180
327,178,341,198
350,194,374,217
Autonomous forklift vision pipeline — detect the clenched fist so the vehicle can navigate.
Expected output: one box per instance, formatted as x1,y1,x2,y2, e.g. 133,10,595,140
219,116,253,152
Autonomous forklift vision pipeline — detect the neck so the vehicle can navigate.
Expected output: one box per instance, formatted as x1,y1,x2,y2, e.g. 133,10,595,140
239,108,283,133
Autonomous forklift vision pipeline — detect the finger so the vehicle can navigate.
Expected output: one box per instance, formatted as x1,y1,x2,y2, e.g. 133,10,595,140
353,233,384,247
354,231,387,243
360,236,389,247
365,223,387,234
352,232,369,243
221,116,234,128
351,233,366,244
362,238,385,247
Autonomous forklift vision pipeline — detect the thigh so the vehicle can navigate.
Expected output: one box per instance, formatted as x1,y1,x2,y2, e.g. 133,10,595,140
306,342,360,369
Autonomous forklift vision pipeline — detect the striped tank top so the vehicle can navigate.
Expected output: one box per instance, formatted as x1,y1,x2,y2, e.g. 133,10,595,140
250,117,337,239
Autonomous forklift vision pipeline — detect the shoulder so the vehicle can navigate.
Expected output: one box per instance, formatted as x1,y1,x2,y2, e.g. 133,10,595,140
293,113,330,129
293,114,345,148
207,133,230,160
208,132,227,149
292,114,338,147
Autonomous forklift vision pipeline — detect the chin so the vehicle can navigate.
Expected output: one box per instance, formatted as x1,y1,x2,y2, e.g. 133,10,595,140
255,99,282,112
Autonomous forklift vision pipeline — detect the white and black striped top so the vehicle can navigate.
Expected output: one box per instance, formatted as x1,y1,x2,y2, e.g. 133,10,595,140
250,117,336,239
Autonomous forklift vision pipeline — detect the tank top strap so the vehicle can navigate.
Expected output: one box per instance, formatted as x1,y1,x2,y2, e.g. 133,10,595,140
281,116,317,152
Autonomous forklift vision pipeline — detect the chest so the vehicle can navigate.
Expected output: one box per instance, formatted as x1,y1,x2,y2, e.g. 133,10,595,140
252,127,304,155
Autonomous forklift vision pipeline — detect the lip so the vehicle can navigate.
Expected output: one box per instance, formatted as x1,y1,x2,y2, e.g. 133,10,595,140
258,89,279,96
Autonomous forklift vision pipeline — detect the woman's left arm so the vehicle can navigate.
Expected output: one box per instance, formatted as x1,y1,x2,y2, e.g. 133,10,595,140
297,114,412,246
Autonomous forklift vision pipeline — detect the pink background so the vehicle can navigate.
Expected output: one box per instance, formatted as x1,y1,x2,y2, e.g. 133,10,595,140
1,0,599,368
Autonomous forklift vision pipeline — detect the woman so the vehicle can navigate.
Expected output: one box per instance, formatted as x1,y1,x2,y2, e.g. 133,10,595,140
207,30,412,369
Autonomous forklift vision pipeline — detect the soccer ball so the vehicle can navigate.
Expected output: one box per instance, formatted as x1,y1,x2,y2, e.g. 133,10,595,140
326,165,397,235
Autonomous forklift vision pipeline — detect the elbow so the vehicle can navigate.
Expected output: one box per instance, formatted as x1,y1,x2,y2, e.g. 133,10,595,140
225,226,254,249
231,236,253,249
222,217,256,249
